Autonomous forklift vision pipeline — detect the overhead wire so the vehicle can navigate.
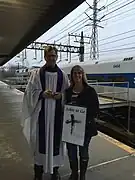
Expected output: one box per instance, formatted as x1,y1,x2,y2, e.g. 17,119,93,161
40,0,135,62
66,0,135,40
103,0,135,17
45,4,91,42
105,0,120,8
101,41,135,49
100,46,135,53
74,1,135,59
99,28,135,41
99,34,135,46
101,6,135,22
45,17,89,42
46,0,122,43
85,27,135,52
55,18,90,42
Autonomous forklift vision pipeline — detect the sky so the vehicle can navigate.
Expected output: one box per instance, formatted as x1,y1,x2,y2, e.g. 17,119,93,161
5,0,135,68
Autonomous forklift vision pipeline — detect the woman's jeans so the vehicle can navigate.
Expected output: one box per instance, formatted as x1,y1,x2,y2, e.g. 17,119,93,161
66,136,91,160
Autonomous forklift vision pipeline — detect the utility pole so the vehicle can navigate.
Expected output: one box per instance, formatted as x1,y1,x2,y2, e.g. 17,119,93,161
91,0,98,60
85,0,105,60
68,31,91,62
79,31,84,62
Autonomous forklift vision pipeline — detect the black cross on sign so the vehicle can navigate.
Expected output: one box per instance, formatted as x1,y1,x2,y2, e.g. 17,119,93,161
65,114,81,135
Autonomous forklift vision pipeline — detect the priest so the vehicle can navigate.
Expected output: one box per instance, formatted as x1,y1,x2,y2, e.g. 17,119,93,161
21,46,69,180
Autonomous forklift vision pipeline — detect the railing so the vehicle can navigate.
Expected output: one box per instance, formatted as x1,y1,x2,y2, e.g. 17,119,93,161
88,81,131,133
88,81,129,103
1,76,29,86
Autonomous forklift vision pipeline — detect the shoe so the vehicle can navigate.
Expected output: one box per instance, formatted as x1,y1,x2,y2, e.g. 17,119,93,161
68,173,78,180
34,164,43,180
34,177,42,180
51,167,61,180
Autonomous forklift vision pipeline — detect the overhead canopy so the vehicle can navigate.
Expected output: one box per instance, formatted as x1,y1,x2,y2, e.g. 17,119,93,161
0,0,85,66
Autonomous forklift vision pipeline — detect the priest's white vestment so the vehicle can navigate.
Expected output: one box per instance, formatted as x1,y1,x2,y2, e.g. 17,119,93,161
21,65,69,174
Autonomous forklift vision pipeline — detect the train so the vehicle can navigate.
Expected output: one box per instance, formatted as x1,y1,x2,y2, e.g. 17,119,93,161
59,56,135,104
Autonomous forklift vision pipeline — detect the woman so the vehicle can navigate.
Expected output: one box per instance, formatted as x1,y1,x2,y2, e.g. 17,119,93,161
64,65,99,180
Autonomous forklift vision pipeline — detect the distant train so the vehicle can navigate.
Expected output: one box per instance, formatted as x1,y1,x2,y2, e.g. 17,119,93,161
59,57,135,103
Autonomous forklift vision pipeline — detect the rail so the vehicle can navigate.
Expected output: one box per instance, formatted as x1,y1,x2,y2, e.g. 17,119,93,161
88,81,131,133
88,81,129,103
1,76,29,86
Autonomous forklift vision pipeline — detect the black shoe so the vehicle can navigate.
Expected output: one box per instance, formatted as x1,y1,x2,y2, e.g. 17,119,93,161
68,173,78,180
51,167,61,180
34,164,43,180
34,177,42,180
51,173,61,180
68,160,78,180
80,158,89,180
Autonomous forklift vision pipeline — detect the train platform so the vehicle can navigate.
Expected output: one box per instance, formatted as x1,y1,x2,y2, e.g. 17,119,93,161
0,81,135,180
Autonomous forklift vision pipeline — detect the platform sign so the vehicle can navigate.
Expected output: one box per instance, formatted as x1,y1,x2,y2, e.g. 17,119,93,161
62,105,87,146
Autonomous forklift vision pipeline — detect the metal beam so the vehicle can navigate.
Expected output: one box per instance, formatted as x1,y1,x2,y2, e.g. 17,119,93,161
26,41,80,53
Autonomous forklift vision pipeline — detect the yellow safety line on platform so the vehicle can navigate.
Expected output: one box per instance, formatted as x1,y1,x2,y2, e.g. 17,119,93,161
99,132,135,154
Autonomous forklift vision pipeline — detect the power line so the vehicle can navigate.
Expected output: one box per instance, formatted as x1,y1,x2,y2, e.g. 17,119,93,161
99,34,135,46
45,17,89,42
66,1,135,58
105,0,126,10
54,11,95,42
104,0,135,17
99,50,135,56
45,4,91,42
55,18,89,42
45,0,122,43
105,0,120,8
80,1,135,32
66,1,133,59
70,21,90,33
84,46,135,54
100,46,135,52
102,6,135,22
35,0,135,61
83,0,121,60
45,1,121,43
84,28,135,52
83,7,135,35
100,41,135,50
99,28,135,41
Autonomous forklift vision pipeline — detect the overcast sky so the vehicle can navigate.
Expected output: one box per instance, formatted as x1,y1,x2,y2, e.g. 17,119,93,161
5,0,135,67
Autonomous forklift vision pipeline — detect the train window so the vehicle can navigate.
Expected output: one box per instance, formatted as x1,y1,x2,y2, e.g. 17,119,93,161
86,74,105,82
86,74,128,82
108,75,127,82
86,75,96,81
97,76,105,81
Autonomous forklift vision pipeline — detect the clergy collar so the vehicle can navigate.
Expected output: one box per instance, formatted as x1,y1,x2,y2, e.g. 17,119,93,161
43,64,58,72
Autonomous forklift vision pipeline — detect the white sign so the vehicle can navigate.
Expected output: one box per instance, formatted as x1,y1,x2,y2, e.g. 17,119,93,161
62,105,87,146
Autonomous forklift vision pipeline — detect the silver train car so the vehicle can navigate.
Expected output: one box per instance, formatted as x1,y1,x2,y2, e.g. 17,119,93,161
59,57,135,104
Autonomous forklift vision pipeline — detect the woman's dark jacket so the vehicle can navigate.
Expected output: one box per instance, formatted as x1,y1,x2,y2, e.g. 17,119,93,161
65,85,99,139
